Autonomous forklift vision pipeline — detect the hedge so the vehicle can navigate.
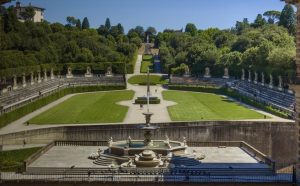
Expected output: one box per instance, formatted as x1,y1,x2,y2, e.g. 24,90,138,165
0,85,126,129
134,96,161,104
168,85,290,119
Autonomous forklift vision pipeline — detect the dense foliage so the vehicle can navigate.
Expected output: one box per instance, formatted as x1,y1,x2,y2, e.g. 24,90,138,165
0,7,143,77
156,5,296,84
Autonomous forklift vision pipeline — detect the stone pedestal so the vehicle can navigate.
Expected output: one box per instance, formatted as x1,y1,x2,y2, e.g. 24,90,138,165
13,75,17,90
22,73,26,87
204,67,211,78
223,67,229,79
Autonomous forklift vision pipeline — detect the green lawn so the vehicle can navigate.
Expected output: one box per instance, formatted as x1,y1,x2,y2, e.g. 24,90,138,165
28,91,134,124
141,55,153,73
163,90,267,121
0,147,42,172
128,75,168,85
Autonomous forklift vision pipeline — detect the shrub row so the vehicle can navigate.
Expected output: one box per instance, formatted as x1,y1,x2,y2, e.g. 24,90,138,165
0,85,126,129
168,85,290,119
134,96,161,104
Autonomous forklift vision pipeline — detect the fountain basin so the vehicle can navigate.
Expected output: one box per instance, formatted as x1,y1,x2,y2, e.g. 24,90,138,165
109,140,186,156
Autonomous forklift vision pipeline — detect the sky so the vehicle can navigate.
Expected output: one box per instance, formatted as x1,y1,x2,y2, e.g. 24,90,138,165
6,0,287,32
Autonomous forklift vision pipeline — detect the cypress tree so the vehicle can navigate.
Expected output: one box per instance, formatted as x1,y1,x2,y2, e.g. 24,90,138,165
279,4,296,34
81,17,90,29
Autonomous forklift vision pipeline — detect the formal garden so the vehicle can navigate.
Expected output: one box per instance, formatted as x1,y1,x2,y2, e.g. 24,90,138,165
140,55,154,73
128,75,168,85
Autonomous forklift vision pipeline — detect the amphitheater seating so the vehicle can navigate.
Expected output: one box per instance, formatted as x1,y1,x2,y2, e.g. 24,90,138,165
231,81,295,114
0,75,125,113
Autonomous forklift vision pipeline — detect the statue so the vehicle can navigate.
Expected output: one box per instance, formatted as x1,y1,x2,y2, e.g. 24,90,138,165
241,69,245,81
248,71,252,82
127,136,132,146
44,69,47,82
108,137,113,147
204,67,211,78
97,148,102,156
13,75,17,90
254,72,258,84
106,66,113,77
22,73,26,87
66,67,73,78
50,68,55,79
261,72,265,86
269,74,273,89
278,76,283,91
30,72,34,85
37,71,41,83
183,137,187,147
183,65,191,77
223,67,229,79
85,66,93,77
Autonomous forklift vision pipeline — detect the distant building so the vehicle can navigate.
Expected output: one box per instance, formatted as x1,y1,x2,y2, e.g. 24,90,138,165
15,1,45,23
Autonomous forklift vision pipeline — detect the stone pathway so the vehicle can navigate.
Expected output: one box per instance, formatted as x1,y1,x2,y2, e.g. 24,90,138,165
133,55,142,75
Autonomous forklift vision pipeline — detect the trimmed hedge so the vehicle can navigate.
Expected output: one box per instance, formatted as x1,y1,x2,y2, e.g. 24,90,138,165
168,85,290,119
134,96,161,104
0,85,126,129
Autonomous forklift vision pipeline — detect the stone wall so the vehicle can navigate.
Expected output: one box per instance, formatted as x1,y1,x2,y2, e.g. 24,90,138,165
0,121,296,169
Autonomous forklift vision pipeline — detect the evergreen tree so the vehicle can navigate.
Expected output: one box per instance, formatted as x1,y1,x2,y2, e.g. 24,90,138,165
81,17,90,29
105,18,111,29
279,4,296,34
75,19,81,29
263,10,281,24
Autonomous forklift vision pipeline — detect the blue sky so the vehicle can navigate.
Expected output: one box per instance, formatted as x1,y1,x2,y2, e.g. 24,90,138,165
7,0,287,32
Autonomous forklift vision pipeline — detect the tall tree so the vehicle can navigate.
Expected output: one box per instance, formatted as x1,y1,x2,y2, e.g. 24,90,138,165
66,16,77,27
105,18,111,29
81,17,90,29
279,4,296,34
146,26,157,36
185,23,197,36
263,10,281,24
252,14,266,28
75,19,81,29
20,6,35,21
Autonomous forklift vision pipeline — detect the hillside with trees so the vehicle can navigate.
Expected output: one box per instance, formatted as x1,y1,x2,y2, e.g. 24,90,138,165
156,4,296,84
0,6,143,77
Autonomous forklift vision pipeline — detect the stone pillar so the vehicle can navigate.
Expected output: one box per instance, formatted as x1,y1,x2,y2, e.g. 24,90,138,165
248,71,251,83
13,75,17,90
278,75,283,91
22,73,26,87
50,68,54,79
269,74,273,89
43,69,47,82
37,71,41,83
261,72,265,86
254,72,258,84
223,67,229,79
204,67,211,78
241,69,245,81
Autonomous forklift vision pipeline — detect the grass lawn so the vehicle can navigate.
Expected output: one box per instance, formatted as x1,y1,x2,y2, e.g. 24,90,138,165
0,147,42,172
128,75,168,85
28,90,134,124
141,55,153,73
163,90,268,121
